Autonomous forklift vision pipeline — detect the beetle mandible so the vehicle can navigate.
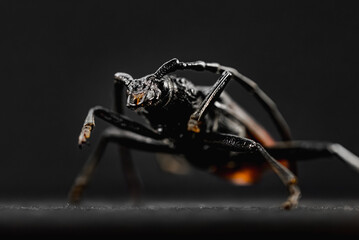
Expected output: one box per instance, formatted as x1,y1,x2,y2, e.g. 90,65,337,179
68,58,359,209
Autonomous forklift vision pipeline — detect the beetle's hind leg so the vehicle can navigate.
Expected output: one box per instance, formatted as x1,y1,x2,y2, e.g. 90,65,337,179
204,133,301,210
267,141,359,172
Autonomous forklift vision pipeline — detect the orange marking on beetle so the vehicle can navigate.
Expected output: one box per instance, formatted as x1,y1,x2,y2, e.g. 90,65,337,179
223,166,262,185
188,124,201,133
133,93,145,105
187,119,202,133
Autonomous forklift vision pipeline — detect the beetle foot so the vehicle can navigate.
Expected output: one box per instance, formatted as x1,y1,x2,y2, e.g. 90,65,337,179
281,200,296,210
78,124,94,148
281,182,301,210
187,118,202,133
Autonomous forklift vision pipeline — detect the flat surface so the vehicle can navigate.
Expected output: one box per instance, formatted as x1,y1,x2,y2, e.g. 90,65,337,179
1,199,359,236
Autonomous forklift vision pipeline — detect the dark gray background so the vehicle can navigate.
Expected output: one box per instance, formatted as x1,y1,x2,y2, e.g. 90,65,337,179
1,0,359,203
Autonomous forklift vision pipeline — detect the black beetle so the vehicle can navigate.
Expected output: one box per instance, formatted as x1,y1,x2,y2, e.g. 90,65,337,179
69,58,359,209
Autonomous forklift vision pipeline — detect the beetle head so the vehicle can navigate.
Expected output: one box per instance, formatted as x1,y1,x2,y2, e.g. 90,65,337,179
114,72,162,110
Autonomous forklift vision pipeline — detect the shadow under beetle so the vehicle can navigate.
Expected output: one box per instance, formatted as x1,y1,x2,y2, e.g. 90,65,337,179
69,58,359,209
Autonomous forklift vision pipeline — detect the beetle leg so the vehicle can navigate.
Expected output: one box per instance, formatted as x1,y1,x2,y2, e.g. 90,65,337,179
69,127,175,205
70,130,109,204
267,141,359,172
78,106,163,148
187,71,232,133
203,132,301,210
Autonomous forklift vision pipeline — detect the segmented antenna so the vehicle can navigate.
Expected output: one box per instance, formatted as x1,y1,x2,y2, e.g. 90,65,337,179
153,58,181,79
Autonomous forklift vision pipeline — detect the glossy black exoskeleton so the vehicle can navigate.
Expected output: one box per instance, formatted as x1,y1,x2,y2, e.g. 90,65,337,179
69,58,359,209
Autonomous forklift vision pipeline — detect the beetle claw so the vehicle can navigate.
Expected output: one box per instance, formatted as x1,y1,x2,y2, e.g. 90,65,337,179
281,200,296,210
281,182,301,210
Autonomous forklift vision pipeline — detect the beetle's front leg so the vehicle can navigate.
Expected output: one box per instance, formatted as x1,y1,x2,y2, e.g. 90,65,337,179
70,127,176,204
78,108,97,146
78,106,163,147
187,71,232,133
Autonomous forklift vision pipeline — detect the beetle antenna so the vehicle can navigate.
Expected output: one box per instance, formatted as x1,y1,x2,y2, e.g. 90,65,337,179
153,58,181,79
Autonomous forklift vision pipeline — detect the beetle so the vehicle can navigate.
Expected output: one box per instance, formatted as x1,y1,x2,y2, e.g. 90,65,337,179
68,58,359,209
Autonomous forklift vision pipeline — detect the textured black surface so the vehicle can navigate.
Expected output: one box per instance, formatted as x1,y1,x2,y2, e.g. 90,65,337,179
1,199,359,236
